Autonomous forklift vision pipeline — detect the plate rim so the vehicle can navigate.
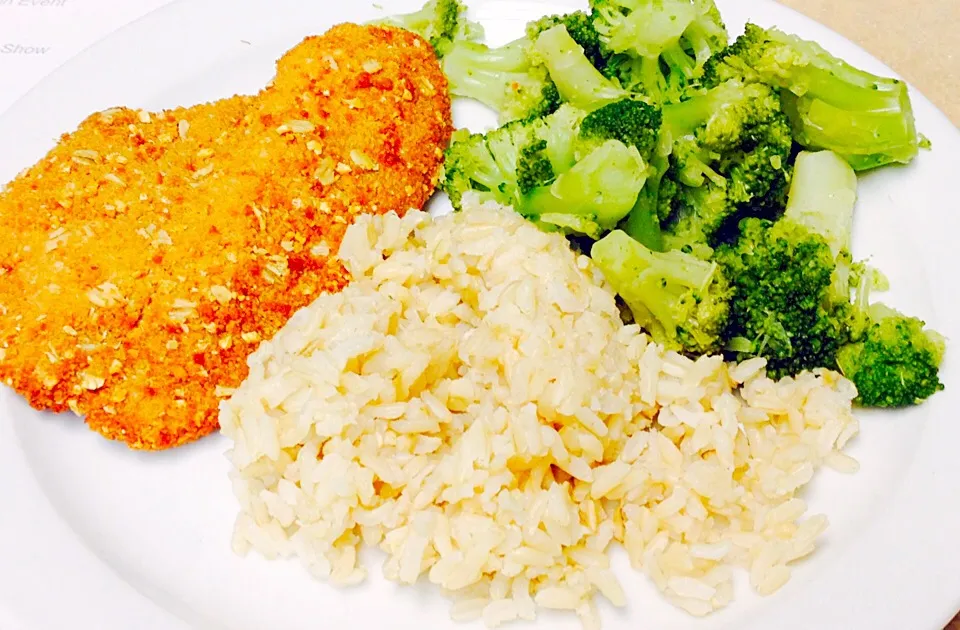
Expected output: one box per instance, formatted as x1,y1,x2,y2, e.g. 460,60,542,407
1,1,959,629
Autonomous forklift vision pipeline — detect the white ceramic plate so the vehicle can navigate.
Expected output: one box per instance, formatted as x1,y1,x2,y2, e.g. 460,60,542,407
1,1,958,629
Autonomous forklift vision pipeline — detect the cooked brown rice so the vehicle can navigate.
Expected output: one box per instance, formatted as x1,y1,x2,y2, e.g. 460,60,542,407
220,199,859,628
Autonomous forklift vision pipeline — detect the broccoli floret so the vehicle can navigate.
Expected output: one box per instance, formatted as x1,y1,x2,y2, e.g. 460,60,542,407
442,101,653,235
715,218,850,378
648,79,793,253
516,139,556,194
592,229,731,354
590,0,728,104
710,24,922,170
579,98,662,155
532,25,628,112
531,100,662,235
442,23,625,123
578,99,667,249
837,304,945,407
713,150,858,378
527,140,648,235
527,11,606,70
441,120,537,209
376,0,482,56
442,38,562,123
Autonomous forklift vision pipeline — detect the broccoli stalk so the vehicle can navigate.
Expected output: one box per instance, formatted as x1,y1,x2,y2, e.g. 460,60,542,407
712,24,922,170
375,0,481,56
782,150,857,256
443,100,661,238
532,25,628,112
592,229,731,354
782,150,858,300
526,11,607,70
441,23,623,123
590,0,728,104
442,38,561,123
525,140,648,237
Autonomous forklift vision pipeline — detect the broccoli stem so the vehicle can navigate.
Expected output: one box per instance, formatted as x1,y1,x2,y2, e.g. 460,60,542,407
782,92,919,170
533,25,626,112
444,38,529,75
442,40,521,102
621,132,673,251
441,39,558,123
782,150,858,302
621,189,665,251
684,20,721,65
592,230,717,338
661,43,697,81
742,26,921,170
661,79,738,137
784,150,858,258
521,140,647,227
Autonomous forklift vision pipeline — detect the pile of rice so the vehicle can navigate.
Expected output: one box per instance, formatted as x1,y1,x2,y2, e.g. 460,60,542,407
220,200,860,628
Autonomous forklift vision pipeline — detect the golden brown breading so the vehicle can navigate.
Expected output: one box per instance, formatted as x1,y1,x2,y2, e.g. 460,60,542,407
0,24,453,449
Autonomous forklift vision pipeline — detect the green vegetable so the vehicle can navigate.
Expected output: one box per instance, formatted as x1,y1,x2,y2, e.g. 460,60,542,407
579,97,662,156
442,100,660,237
714,150,945,405
532,25,628,113
590,0,728,104
714,151,855,378
650,79,793,253
782,150,858,300
706,24,922,170
526,11,606,70
440,22,625,124
592,229,731,354
524,140,648,231
375,0,482,56
837,304,945,407
716,217,850,379
579,99,667,249
442,38,561,123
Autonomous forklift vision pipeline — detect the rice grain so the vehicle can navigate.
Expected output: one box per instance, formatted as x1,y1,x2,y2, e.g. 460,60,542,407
221,200,860,628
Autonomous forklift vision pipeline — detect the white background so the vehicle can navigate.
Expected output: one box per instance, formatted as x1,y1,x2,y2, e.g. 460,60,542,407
0,0,174,113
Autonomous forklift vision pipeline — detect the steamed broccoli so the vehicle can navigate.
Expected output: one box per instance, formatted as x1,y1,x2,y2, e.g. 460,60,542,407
532,25,628,112
837,304,945,407
442,23,625,123
714,150,945,401
442,38,561,123
376,0,481,56
780,148,858,300
526,11,606,70
590,0,728,104
592,229,731,354
716,217,850,378
705,24,922,170
442,100,661,236
648,79,794,254
714,151,856,378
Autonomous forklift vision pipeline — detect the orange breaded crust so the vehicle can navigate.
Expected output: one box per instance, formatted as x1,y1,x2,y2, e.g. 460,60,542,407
0,24,453,449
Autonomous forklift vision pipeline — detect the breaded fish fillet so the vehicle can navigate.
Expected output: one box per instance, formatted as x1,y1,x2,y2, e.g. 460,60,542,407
0,24,453,449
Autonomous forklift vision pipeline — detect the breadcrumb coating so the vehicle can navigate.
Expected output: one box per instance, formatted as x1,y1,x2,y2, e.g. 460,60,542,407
0,23,453,450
